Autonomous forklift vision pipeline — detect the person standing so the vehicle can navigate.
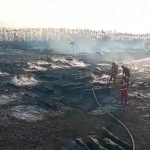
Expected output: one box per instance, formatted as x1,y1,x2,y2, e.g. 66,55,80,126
109,63,118,85
119,76,128,105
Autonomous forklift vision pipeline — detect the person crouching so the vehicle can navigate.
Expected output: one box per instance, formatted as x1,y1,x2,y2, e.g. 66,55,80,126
119,76,128,105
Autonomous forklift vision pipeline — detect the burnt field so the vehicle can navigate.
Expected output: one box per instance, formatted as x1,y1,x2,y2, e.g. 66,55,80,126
0,48,149,150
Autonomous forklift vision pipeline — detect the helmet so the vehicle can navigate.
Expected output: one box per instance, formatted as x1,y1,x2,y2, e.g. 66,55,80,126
112,62,115,66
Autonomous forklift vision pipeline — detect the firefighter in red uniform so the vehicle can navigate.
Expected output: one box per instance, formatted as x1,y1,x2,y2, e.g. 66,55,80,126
119,76,128,105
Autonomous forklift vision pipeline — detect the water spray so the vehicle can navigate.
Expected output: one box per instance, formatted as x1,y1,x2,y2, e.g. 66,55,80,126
127,57,150,64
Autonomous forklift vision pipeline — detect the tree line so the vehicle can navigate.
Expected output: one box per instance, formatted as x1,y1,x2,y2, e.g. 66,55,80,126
0,28,150,42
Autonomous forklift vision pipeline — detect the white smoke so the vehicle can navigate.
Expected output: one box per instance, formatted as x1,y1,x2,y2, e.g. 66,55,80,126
27,62,47,71
12,75,39,86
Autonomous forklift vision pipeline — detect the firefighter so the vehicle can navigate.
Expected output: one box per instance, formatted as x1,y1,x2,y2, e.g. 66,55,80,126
122,66,131,79
122,66,131,85
109,62,118,84
119,76,128,105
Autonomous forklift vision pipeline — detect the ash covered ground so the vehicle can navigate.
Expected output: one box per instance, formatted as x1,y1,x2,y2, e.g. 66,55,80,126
0,47,150,150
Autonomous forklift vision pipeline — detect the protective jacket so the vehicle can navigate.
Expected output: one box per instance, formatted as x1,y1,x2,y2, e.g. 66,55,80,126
111,65,118,75
119,79,127,91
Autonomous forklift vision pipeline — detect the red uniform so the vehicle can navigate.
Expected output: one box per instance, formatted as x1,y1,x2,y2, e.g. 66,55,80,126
119,79,128,104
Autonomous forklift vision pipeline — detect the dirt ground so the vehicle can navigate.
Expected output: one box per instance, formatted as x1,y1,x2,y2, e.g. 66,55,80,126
0,50,149,150
0,110,112,150
0,87,150,150
108,74,150,150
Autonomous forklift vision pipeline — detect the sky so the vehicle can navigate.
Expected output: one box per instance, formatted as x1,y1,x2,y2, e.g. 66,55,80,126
0,0,150,33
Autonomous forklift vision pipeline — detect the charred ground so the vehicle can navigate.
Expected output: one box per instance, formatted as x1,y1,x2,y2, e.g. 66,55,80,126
0,48,149,150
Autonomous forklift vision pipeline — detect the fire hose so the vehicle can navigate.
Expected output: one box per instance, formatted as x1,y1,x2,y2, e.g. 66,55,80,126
92,88,135,150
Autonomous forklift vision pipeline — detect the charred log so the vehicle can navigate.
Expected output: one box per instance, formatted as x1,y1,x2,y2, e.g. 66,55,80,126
86,137,107,150
101,127,132,150
75,138,90,150
103,138,125,150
